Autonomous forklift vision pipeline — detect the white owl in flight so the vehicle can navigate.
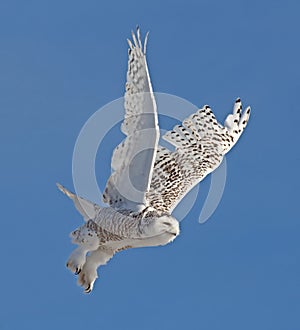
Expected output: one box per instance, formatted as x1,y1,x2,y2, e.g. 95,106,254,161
58,27,251,293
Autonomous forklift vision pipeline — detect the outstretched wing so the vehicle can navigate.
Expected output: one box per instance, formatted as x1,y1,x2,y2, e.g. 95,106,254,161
103,28,159,211
147,98,251,213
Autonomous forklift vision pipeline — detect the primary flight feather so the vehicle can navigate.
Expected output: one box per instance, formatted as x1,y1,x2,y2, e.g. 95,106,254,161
58,27,251,293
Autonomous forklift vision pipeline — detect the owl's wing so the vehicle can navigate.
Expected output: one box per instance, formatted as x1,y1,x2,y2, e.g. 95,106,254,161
103,28,159,211
147,99,251,213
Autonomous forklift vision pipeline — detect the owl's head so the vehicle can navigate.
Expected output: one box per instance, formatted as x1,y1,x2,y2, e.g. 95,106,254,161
141,213,180,239
158,214,180,238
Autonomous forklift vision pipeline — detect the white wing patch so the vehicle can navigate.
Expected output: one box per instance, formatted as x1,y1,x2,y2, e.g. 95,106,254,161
103,28,159,211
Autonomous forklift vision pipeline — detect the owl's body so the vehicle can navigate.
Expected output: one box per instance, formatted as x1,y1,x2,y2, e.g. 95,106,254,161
58,28,250,293
57,192,179,292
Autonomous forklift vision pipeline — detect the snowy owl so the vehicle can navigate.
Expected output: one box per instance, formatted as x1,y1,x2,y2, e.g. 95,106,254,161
58,27,251,293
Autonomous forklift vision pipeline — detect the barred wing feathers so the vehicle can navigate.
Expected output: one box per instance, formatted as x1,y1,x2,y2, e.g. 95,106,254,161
147,99,250,213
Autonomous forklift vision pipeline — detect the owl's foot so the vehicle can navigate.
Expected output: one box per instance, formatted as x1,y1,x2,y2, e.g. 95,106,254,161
77,248,115,293
77,266,97,293
67,222,101,275
66,246,88,275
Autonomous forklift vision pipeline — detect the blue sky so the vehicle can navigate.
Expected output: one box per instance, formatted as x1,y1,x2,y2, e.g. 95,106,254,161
1,0,300,329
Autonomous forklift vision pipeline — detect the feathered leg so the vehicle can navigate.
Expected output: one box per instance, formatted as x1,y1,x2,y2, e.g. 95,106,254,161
66,220,100,275
77,247,115,293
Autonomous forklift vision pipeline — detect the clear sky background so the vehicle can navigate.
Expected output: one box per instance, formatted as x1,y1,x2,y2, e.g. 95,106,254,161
1,0,299,329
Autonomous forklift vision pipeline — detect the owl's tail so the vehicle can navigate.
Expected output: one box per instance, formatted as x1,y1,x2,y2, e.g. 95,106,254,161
56,183,100,221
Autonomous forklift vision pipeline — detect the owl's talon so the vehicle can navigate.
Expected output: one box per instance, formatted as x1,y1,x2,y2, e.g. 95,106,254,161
75,268,81,275
85,285,91,293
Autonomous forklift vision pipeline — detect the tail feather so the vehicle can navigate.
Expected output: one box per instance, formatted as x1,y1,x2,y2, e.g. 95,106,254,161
56,183,100,221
